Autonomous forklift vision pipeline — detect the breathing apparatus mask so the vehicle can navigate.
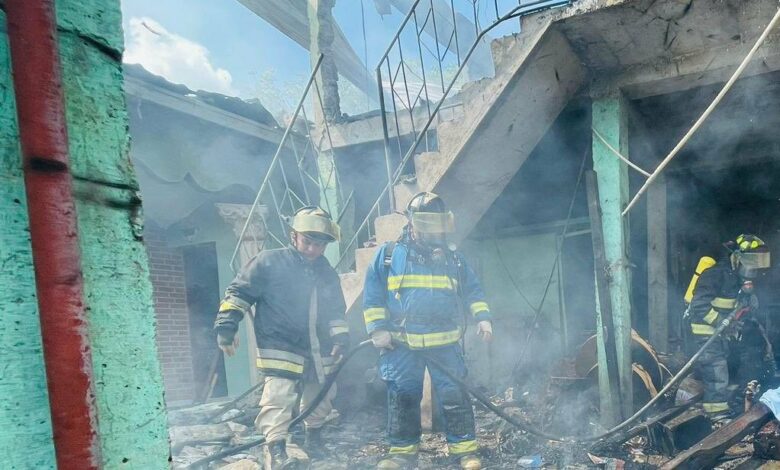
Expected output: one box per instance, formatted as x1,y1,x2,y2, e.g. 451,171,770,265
406,192,456,264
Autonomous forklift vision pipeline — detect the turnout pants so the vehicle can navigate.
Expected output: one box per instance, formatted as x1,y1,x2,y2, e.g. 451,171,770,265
379,344,477,457
255,375,336,443
693,320,769,415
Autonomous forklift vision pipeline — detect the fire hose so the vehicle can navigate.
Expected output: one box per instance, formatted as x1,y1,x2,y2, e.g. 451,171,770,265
188,308,743,467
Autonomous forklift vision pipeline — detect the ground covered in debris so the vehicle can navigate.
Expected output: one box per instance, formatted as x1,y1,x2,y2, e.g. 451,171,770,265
169,356,780,469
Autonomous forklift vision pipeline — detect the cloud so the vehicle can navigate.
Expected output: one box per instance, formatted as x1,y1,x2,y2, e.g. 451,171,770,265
124,17,236,96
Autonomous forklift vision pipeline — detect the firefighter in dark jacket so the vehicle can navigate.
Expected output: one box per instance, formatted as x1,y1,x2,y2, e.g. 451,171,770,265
214,207,349,469
688,234,771,420
363,192,493,470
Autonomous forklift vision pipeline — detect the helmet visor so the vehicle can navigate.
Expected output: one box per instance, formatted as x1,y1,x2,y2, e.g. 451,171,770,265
291,214,340,242
737,251,770,279
411,211,455,234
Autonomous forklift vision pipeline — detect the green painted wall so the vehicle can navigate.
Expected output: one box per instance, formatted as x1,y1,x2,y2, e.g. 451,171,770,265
55,0,171,466
0,11,58,470
0,1,170,467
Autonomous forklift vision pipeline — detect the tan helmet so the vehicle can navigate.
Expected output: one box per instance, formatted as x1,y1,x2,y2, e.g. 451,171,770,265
290,206,340,242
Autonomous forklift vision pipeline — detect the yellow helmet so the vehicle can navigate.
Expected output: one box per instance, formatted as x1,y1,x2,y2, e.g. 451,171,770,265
290,206,340,242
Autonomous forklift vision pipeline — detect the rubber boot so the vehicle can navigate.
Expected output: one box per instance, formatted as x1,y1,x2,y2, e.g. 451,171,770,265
264,440,297,470
376,453,417,469
304,427,325,459
459,453,482,470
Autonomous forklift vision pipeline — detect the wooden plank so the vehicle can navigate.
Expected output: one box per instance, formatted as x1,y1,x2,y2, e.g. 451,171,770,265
647,176,669,352
586,170,624,425
660,403,774,470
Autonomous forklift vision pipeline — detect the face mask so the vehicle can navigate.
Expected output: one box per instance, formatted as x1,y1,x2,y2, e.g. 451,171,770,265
737,251,771,280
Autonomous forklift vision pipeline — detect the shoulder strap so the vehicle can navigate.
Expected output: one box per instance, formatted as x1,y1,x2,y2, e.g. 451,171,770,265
383,242,396,269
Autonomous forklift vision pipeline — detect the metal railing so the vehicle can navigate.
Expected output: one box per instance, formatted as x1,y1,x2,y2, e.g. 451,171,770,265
334,0,571,272
229,54,348,271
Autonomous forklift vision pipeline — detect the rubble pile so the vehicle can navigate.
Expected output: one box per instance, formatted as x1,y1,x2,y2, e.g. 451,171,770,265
168,366,780,469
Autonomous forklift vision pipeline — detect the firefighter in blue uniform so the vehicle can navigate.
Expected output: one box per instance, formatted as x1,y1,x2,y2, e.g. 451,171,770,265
363,192,493,470
687,234,771,421
214,207,348,470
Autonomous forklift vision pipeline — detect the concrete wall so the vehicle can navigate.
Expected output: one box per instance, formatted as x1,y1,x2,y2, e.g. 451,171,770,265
59,0,170,465
0,1,171,467
0,10,58,469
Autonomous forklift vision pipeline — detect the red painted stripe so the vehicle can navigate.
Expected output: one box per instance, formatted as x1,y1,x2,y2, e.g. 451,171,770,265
5,1,100,468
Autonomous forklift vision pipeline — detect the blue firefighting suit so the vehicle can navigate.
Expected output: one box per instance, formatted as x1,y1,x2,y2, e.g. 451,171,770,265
363,237,492,457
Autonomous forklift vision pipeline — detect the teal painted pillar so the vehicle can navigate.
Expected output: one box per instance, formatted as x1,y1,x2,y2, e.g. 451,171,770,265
0,11,58,469
592,91,634,423
56,0,170,466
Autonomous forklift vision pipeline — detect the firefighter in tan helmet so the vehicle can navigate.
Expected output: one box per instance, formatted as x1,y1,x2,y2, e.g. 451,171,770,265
214,207,348,469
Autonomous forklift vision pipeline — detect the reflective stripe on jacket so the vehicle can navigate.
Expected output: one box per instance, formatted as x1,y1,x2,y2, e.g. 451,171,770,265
689,258,739,336
218,246,348,379
362,238,491,349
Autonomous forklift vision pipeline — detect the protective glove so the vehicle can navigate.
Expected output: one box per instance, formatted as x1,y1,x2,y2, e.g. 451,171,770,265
330,344,344,363
217,330,239,357
370,330,394,350
477,320,493,343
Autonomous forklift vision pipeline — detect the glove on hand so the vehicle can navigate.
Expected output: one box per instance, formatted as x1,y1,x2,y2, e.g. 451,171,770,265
371,330,394,349
477,320,493,342
217,331,239,356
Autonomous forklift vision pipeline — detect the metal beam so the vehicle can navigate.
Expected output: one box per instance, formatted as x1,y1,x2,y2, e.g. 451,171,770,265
124,75,298,146
237,0,376,102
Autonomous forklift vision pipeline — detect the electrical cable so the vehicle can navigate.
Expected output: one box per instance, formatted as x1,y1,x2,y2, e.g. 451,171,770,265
623,6,780,216
426,306,741,443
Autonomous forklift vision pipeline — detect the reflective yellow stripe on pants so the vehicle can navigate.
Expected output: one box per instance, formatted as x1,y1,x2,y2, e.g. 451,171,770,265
388,444,419,455
449,439,478,455
691,323,716,335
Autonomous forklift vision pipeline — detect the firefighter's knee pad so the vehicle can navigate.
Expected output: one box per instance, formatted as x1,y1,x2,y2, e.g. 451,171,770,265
439,389,474,437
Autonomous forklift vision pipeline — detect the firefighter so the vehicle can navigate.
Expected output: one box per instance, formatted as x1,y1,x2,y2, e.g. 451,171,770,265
363,192,493,470
214,207,349,469
688,234,771,421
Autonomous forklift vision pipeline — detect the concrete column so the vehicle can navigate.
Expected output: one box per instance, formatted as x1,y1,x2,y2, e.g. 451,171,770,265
308,0,341,123
0,10,57,468
592,90,633,422
216,203,268,390
647,177,669,352
308,0,342,265
34,0,170,466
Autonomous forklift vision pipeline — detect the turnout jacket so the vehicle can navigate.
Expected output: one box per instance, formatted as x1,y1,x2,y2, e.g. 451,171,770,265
362,237,492,349
215,246,349,380
689,257,743,336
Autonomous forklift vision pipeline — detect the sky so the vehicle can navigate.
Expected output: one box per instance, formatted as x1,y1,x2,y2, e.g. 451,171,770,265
120,0,408,114
119,0,527,116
